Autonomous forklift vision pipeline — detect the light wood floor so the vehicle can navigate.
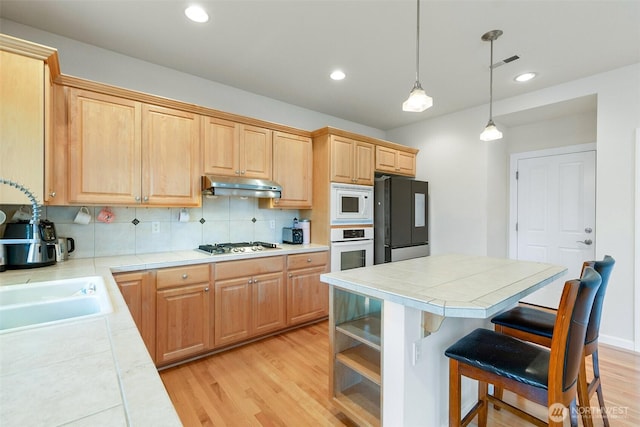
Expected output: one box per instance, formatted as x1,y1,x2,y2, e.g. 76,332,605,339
160,321,640,427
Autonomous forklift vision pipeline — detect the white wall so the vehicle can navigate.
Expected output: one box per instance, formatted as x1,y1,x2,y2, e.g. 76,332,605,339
388,63,640,350
0,19,386,140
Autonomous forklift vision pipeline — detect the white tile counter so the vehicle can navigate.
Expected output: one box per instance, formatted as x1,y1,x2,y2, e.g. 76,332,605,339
321,253,567,318
0,243,328,426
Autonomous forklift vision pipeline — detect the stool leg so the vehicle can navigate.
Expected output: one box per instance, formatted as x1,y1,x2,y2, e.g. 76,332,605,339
478,381,488,427
578,356,594,427
449,359,462,427
592,350,610,427
492,325,504,410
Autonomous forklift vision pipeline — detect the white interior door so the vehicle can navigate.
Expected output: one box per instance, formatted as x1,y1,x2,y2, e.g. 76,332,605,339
517,150,596,308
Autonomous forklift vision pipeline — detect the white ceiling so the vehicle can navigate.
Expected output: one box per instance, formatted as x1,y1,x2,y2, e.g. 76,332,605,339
1,1,638,130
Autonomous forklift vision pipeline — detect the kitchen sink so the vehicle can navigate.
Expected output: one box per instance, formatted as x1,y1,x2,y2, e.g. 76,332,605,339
0,276,113,332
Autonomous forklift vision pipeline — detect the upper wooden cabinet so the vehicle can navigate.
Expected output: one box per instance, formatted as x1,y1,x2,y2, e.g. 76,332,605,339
375,145,416,177
261,131,312,209
0,36,58,204
330,136,374,185
67,88,200,206
202,117,272,179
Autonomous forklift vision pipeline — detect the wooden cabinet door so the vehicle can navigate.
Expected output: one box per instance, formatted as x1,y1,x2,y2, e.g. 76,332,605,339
287,266,328,325
214,278,251,347
142,104,200,206
353,141,374,185
396,151,416,176
114,271,156,361
0,51,45,204
270,132,312,208
330,136,355,184
252,272,286,335
240,125,272,179
156,282,211,365
375,145,398,173
202,117,240,176
68,88,142,204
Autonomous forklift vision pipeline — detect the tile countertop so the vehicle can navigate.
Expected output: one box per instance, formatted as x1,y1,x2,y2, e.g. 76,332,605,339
0,243,328,426
321,253,567,319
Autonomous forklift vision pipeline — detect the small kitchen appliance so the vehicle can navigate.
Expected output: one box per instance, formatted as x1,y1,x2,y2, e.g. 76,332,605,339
55,236,75,261
2,220,58,269
282,227,303,244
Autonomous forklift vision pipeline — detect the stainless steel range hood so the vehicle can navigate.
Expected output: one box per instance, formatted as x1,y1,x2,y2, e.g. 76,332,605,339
202,175,282,198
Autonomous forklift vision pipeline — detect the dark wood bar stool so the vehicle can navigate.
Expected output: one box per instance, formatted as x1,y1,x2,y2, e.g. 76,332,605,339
491,255,615,427
445,267,602,427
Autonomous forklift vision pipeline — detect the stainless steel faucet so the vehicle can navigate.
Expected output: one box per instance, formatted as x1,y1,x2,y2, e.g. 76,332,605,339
0,178,41,244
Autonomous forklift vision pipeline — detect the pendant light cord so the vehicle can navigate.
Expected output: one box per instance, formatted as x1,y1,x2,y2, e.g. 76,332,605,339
415,0,420,83
488,39,494,121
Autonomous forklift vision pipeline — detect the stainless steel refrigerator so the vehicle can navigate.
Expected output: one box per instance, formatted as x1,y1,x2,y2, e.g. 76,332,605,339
374,176,429,264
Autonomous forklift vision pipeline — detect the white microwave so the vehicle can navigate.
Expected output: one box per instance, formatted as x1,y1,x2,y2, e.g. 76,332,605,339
330,183,374,225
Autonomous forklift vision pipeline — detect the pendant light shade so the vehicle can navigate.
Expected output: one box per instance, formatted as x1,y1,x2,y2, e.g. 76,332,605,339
403,0,433,112
480,29,503,141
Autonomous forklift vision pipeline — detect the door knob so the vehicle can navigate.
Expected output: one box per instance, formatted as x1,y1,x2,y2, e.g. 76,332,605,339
577,239,593,245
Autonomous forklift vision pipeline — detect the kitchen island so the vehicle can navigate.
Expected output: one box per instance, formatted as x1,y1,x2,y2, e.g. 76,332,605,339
320,253,567,427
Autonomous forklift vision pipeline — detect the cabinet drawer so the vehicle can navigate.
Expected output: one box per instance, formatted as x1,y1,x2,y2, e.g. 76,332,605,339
215,256,284,280
287,251,328,270
156,264,210,289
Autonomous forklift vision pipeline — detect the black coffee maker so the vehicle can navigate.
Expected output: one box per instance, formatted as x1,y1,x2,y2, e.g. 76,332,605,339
3,220,57,269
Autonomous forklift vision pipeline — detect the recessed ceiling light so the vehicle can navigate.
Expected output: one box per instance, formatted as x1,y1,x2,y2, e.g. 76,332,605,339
330,70,346,81
515,72,537,83
185,5,209,23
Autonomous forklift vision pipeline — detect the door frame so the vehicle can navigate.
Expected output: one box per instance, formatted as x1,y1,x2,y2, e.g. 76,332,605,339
508,142,597,259
635,129,640,351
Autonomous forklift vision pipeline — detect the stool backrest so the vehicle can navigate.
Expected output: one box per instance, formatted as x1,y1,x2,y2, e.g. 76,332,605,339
549,267,601,395
581,255,615,345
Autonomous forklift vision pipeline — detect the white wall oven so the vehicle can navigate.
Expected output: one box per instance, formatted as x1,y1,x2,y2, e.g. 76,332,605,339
330,183,374,225
330,227,374,272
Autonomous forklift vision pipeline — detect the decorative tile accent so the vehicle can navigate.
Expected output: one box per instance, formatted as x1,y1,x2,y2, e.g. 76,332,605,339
251,217,257,223
132,218,139,225
199,218,205,224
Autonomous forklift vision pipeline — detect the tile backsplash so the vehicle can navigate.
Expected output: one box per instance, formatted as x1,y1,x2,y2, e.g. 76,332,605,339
0,197,300,259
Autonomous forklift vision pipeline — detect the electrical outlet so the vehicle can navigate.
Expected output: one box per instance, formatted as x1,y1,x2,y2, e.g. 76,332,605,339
152,221,160,234
269,220,276,229
412,341,421,366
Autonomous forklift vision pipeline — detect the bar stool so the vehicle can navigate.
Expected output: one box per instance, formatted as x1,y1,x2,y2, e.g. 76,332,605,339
445,267,602,427
491,255,614,427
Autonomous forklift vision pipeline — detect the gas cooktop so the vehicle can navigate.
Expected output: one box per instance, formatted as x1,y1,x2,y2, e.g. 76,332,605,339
197,241,280,255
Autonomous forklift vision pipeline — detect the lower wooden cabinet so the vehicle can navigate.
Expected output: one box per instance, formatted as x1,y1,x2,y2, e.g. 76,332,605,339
114,251,328,367
114,271,156,360
214,256,286,347
155,264,212,365
287,252,329,325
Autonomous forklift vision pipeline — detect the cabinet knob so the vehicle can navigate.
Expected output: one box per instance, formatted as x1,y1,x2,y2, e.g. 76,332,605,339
49,191,56,198
241,170,245,175
288,273,293,278
235,170,241,175
135,196,141,202
253,279,258,284
204,287,209,292
248,279,253,284
307,258,312,263
143,196,149,202
182,273,188,279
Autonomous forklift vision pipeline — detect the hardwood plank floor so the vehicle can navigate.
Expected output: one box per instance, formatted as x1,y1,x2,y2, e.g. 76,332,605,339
160,321,640,427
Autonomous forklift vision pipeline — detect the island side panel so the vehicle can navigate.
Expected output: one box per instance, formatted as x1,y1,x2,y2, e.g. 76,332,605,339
382,300,488,427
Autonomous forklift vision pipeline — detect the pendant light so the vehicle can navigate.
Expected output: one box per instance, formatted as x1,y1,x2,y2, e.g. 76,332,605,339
402,0,433,112
480,29,503,141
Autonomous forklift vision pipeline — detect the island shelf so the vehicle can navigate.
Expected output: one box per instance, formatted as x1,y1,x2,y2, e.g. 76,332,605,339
330,287,383,426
